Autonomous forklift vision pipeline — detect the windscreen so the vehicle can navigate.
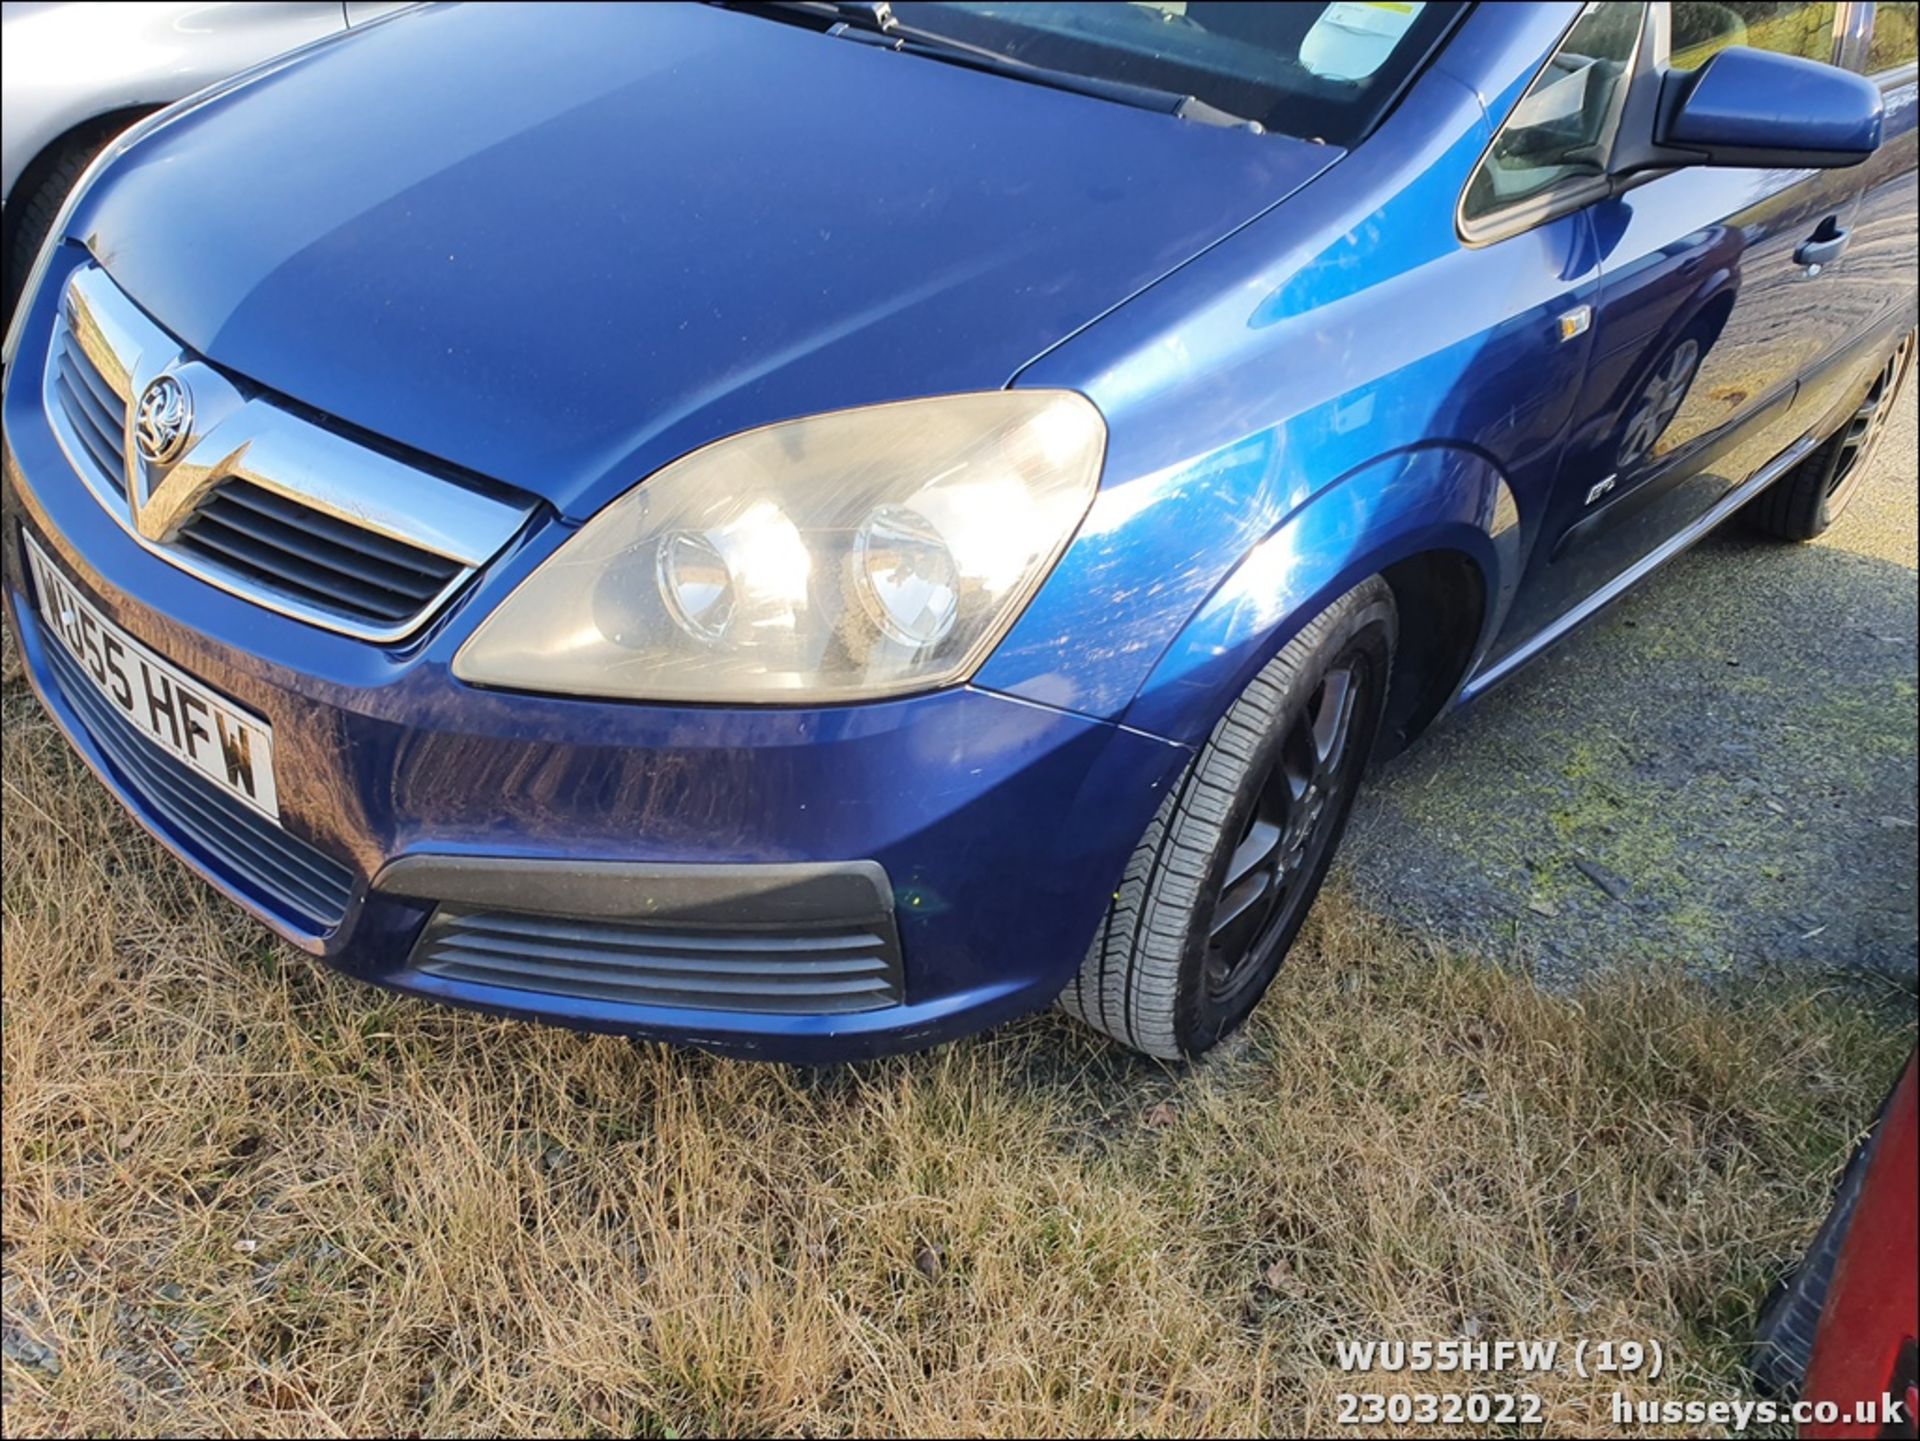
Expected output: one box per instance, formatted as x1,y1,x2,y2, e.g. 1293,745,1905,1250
891,1,1468,143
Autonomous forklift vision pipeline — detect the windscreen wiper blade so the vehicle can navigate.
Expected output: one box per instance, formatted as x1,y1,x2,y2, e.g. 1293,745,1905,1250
708,0,1266,132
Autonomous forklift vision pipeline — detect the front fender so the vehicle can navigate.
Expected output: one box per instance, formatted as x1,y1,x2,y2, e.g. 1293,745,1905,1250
1121,445,1517,747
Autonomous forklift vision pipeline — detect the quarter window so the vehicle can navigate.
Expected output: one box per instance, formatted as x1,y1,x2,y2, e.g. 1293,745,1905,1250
1461,2,1645,234
1866,1,1919,71
1669,2,1839,69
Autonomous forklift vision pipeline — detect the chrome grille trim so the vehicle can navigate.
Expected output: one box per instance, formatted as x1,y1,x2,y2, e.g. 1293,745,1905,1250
43,264,533,642
51,326,130,496
174,481,467,626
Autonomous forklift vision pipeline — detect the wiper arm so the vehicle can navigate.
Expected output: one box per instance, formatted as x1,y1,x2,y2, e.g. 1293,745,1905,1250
708,1,1266,132
826,1,900,28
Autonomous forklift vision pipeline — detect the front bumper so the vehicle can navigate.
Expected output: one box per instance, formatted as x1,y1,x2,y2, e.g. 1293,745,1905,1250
2,276,1187,1063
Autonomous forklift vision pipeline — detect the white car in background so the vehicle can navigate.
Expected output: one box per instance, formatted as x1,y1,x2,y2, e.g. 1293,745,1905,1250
2,1,408,323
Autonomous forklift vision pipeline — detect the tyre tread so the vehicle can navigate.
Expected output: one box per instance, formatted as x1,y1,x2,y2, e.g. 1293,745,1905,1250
1061,577,1395,1059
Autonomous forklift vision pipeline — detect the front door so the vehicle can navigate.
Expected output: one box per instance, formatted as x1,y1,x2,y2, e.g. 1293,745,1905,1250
1491,0,1875,664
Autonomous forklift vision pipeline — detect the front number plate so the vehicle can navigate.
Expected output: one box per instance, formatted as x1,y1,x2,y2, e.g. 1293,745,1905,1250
26,535,280,821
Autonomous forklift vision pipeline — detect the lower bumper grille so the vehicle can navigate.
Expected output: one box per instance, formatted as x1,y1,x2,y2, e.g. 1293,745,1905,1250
412,906,905,1015
40,635,356,930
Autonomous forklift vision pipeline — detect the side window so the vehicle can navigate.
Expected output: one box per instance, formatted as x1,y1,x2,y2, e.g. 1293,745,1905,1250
1669,2,1839,69
1866,1,1919,71
1461,2,1646,234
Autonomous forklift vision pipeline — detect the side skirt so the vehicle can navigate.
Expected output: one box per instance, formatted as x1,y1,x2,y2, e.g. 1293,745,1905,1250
1459,430,1819,703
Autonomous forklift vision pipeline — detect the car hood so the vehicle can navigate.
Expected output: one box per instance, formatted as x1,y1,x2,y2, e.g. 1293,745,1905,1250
75,2,1337,518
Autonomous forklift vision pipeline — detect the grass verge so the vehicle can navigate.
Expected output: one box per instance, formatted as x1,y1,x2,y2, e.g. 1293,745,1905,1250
2,628,1913,1437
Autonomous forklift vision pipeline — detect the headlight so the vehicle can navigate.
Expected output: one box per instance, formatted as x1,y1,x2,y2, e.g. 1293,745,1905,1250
453,390,1105,703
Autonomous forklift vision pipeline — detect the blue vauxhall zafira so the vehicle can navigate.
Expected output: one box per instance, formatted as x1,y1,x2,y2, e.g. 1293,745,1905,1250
4,2,1915,1060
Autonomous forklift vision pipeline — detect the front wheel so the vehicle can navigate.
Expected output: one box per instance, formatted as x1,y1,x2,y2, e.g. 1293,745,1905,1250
1061,576,1396,1060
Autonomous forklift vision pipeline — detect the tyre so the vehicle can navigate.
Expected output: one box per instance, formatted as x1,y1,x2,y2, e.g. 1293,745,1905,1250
1747,1061,1908,1398
3,117,135,335
1061,576,1396,1060
1748,1127,1872,1398
1746,330,1914,542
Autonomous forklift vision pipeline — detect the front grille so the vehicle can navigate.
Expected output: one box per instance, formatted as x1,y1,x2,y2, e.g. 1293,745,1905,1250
44,263,534,643
50,326,128,497
412,907,905,1015
40,631,356,931
173,481,467,629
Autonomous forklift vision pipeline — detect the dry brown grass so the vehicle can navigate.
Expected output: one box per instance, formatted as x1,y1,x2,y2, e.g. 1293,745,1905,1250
2,625,1912,1438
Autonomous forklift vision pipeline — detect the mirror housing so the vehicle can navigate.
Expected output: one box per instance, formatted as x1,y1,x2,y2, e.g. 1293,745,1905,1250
1656,47,1884,168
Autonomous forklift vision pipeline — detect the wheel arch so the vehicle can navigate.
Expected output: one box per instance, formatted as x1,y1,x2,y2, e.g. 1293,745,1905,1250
1374,547,1489,758
1120,443,1516,752
3,104,158,327
4,104,156,215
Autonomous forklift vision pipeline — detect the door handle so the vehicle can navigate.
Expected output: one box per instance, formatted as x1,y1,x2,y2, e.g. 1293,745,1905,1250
1795,223,1851,271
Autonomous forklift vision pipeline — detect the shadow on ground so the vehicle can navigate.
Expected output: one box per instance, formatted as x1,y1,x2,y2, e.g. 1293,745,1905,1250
1341,400,1919,984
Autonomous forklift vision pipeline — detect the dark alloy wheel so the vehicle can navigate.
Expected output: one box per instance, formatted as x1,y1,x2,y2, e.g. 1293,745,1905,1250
1204,661,1369,1013
1062,576,1396,1060
1748,330,1915,542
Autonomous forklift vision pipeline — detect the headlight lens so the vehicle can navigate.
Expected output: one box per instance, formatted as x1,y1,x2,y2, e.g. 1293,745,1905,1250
453,390,1105,702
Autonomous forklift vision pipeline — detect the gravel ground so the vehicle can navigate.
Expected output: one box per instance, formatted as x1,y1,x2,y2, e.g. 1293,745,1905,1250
1341,392,1919,984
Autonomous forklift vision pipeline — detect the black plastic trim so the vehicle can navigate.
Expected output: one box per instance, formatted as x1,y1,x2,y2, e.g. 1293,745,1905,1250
410,905,905,1015
374,854,895,926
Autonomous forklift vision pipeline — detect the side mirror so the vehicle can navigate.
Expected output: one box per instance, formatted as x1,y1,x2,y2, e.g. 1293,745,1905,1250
1657,47,1884,168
